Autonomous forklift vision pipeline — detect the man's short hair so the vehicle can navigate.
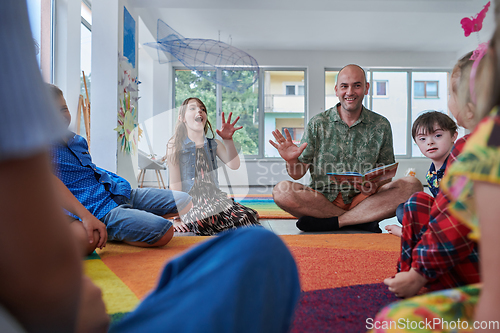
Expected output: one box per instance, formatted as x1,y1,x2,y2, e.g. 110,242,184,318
411,111,458,140
336,64,367,85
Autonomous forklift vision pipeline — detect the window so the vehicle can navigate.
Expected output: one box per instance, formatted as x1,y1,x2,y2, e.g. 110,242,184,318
27,0,53,82
284,83,304,96
282,127,304,144
414,81,439,98
298,85,304,96
221,70,259,155
174,69,306,158
265,71,306,157
412,73,450,157
174,69,259,156
374,80,388,97
79,0,92,138
325,70,370,110
80,1,92,99
175,69,217,133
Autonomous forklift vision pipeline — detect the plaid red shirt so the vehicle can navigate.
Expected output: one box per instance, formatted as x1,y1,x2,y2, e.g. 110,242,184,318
400,135,480,291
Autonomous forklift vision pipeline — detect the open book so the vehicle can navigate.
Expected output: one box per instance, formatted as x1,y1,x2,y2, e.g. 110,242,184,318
327,162,398,187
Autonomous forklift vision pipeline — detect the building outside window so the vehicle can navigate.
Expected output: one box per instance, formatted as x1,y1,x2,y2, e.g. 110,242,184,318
264,70,306,157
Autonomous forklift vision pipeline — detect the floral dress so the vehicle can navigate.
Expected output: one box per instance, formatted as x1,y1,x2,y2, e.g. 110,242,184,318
180,147,260,236
369,107,500,332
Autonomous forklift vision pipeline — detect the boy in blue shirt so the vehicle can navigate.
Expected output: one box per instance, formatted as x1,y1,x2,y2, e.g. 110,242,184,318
388,111,457,236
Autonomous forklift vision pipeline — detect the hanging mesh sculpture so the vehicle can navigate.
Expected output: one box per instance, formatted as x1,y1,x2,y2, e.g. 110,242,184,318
145,19,259,93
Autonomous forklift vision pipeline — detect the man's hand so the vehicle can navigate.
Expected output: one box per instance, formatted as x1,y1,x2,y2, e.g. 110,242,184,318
76,276,109,333
384,268,428,298
269,128,307,162
81,215,107,249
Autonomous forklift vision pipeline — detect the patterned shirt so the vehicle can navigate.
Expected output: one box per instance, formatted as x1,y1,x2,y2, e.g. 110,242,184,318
52,132,132,220
425,155,449,197
298,103,395,204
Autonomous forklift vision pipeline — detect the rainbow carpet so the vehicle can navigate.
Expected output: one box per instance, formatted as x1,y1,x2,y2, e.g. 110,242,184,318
231,194,294,219
88,233,400,332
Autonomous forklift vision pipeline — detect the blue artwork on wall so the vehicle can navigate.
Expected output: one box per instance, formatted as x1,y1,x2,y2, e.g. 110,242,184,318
123,6,135,68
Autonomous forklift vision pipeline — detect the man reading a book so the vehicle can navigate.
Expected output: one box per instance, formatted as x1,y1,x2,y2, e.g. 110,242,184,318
270,64,422,232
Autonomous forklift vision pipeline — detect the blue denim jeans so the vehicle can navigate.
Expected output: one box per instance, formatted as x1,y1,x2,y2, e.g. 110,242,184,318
109,227,300,333
101,188,192,244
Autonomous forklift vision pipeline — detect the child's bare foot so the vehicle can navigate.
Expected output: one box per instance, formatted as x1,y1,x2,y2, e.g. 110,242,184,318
385,225,402,237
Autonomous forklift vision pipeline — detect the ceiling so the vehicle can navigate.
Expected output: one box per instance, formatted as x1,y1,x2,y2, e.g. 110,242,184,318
130,0,495,55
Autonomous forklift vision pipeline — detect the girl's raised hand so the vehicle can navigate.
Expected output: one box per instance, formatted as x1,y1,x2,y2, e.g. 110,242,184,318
216,112,243,140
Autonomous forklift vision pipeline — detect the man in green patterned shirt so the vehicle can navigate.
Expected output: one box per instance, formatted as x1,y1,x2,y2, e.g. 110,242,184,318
270,64,422,232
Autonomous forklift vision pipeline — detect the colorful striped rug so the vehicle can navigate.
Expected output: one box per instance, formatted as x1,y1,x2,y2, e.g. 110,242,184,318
231,194,295,219
87,233,401,331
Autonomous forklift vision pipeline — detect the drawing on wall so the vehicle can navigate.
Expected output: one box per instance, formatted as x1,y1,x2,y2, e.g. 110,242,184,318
123,6,136,68
145,19,259,93
115,52,141,154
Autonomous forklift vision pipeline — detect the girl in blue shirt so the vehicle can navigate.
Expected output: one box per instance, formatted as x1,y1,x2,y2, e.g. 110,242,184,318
165,97,260,235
